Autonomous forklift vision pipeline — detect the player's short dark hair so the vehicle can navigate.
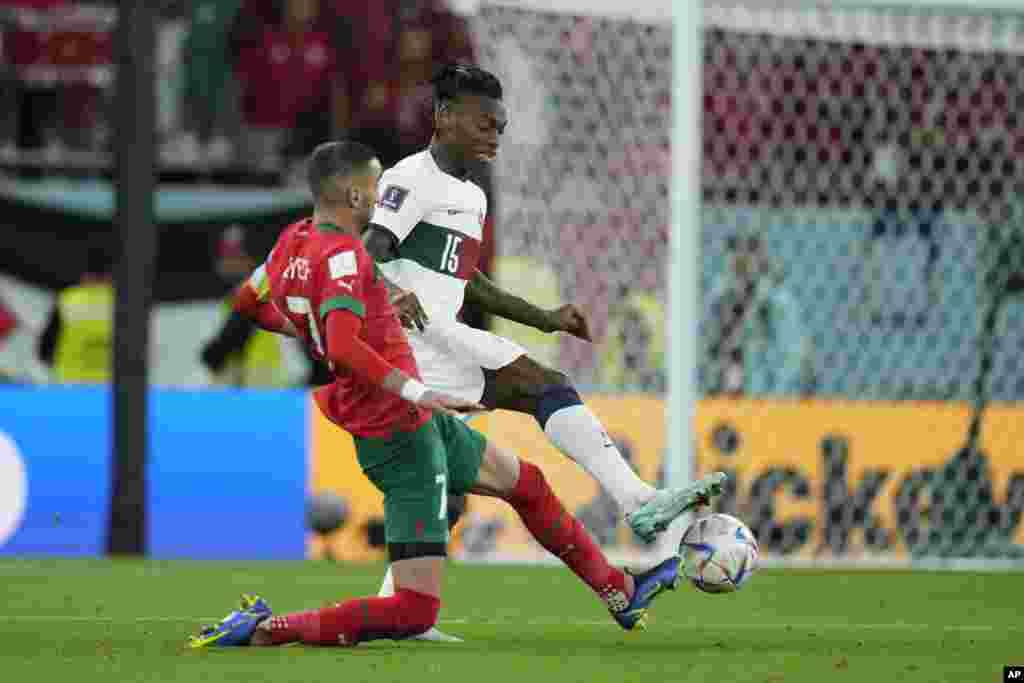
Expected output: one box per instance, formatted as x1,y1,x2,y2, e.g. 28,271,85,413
307,140,379,203
431,64,503,112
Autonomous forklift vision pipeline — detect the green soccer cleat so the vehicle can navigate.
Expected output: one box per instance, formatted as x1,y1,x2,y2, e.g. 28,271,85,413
626,472,728,543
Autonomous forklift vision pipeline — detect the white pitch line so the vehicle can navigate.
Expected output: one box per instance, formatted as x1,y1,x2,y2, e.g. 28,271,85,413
443,620,1014,632
0,615,1014,632
0,616,220,623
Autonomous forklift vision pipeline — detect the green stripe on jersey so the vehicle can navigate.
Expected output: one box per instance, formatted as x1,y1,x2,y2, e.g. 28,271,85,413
320,296,366,320
396,221,478,279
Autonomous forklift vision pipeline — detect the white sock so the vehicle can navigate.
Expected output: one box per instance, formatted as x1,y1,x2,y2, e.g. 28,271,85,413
543,404,656,515
378,566,395,598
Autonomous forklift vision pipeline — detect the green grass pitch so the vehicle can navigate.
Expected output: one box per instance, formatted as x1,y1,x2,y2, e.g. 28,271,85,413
0,558,1017,682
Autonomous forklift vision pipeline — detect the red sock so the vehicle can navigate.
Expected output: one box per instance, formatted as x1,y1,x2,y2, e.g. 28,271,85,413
262,588,440,646
505,461,631,609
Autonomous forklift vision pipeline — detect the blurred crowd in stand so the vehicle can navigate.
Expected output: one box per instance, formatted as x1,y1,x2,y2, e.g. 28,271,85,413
0,0,487,389
1,0,476,179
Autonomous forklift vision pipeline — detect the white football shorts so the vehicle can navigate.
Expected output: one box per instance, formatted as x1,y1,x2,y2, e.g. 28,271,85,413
406,320,528,403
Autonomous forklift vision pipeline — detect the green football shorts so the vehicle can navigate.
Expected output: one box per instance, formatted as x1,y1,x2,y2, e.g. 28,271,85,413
354,413,486,549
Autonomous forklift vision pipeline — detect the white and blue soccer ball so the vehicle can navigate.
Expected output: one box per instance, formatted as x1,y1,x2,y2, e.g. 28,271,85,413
680,513,759,594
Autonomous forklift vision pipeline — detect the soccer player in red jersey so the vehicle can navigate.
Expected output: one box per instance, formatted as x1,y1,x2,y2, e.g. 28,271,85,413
188,141,685,649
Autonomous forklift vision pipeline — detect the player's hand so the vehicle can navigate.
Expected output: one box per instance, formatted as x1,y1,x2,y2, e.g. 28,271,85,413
417,390,486,416
390,288,429,332
546,304,593,342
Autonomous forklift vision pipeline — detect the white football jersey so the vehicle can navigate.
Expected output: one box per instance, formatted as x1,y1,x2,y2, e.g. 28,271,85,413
371,150,487,321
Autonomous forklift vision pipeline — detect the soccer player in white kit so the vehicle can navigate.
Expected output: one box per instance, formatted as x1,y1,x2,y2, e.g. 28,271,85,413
363,65,725,641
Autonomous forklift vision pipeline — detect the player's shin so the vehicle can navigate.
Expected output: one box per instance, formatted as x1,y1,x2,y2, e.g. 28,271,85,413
257,589,440,646
503,460,634,609
535,386,655,515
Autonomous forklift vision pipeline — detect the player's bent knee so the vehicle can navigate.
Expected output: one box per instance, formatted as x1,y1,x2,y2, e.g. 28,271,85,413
504,460,545,505
472,442,521,497
390,553,445,599
534,383,583,429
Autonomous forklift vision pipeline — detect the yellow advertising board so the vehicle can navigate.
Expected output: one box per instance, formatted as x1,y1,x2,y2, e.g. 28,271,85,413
307,395,666,561
444,396,668,559
695,399,1024,559
310,395,1024,561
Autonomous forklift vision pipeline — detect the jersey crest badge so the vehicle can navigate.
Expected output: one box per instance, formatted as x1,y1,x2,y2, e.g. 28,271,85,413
379,185,409,212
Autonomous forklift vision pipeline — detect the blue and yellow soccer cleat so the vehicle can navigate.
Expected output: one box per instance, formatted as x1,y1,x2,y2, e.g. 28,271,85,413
627,472,728,543
187,594,272,649
609,555,682,631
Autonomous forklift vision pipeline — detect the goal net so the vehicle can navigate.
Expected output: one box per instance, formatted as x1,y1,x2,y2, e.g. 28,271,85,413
463,1,1024,568
696,2,1024,568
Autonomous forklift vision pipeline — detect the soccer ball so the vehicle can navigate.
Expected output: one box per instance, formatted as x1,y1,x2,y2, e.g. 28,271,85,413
680,513,759,594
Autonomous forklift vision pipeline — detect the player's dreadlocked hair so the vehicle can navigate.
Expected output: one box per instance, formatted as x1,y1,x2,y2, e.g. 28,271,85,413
307,140,378,203
431,64,503,113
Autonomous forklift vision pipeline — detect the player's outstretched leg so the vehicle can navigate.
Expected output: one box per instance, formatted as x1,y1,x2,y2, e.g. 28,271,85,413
472,440,678,631
626,471,728,543
253,586,440,646
376,493,464,643
489,357,726,543
188,561,443,648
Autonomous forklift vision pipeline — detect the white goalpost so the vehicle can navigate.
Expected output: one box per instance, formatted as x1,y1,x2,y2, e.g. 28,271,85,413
668,1,702,495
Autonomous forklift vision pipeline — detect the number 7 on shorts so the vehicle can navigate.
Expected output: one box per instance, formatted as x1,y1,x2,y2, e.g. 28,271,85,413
435,474,447,520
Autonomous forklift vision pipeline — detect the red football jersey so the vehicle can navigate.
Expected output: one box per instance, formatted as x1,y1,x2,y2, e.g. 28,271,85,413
262,218,428,437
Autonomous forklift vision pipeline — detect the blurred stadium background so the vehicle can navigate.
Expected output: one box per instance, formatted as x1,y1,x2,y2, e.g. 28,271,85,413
0,0,1023,574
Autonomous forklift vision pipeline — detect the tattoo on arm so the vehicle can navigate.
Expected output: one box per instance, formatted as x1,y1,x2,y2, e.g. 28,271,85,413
465,269,554,332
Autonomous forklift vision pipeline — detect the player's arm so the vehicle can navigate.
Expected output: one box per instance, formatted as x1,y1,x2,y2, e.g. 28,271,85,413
364,174,432,330
323,308,481,414
232,262,299,337
363,227,429,331
321,245,480,413
362,225,400,263
464,269,593,341
37,305,60,367
200,311,256,374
